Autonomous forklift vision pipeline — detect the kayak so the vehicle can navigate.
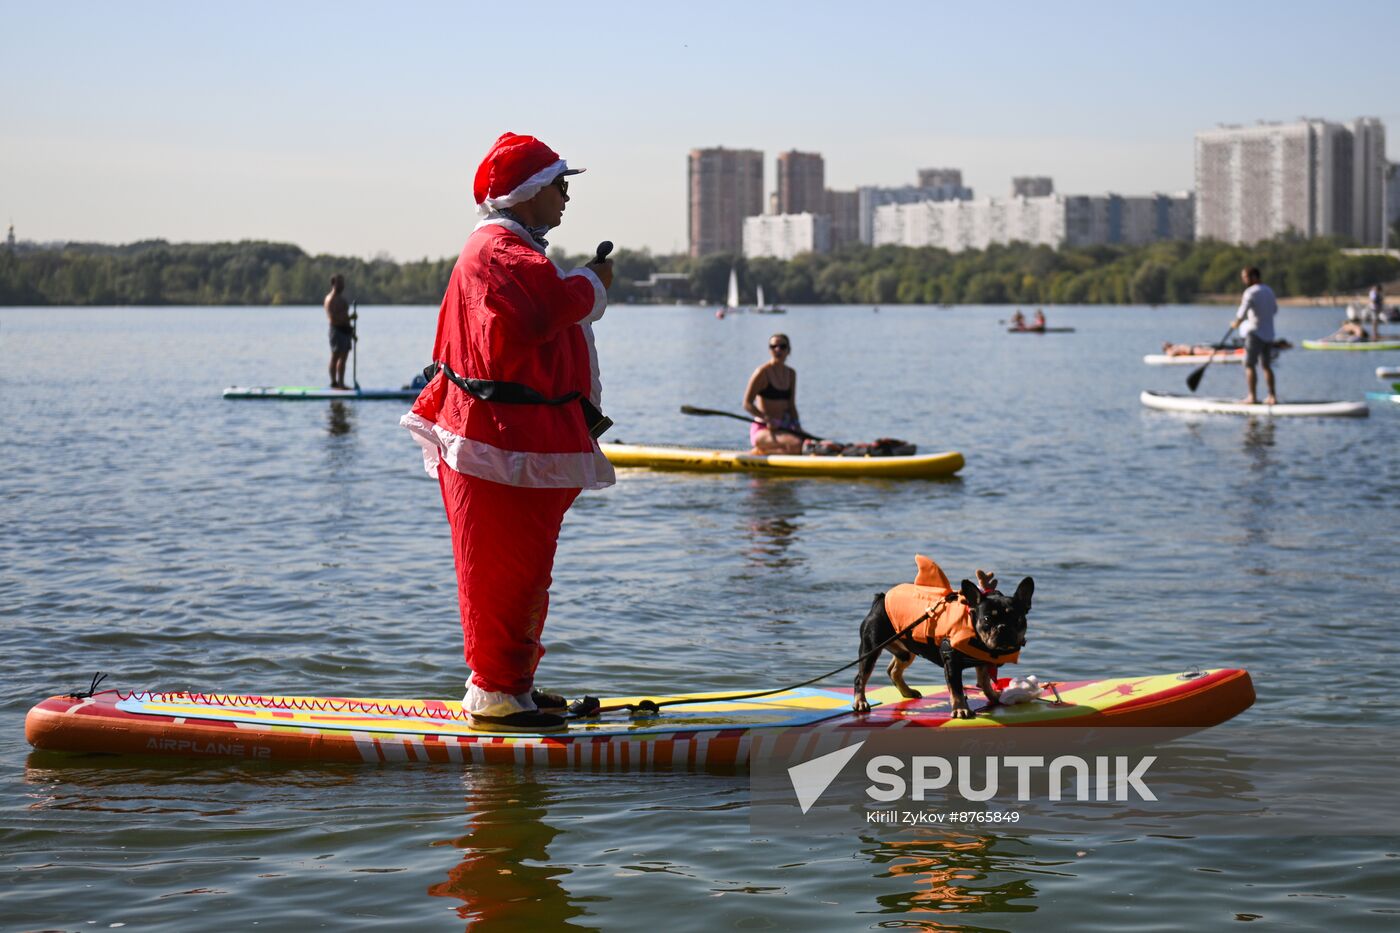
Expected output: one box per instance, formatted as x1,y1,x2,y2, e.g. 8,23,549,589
24,669,1254,769
1366,392,1400,404
1140,390,1369,418
1008,327,1075,334
223,385,419,400
1378,367,1400,380
1143,351,1244,366
600,443,964,479
1301,338,1400,351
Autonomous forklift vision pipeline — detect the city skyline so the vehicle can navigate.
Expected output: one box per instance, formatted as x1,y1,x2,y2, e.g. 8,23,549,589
3,0,1398,260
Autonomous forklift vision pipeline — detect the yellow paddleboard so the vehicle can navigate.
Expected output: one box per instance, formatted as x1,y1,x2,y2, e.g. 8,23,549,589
600,443,964,479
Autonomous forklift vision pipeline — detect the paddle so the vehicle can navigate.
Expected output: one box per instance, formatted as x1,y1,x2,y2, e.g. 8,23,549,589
1186,323,1237,392
679,405,827,442
350,301,360,390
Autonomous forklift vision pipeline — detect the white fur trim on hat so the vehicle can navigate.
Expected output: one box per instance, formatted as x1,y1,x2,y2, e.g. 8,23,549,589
478,158,577,217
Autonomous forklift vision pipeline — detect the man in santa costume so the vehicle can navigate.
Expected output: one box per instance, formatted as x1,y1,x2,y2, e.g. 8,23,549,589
401,132,614,732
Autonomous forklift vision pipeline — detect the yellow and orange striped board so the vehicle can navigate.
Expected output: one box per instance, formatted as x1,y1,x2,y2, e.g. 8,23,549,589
26,669,1253,770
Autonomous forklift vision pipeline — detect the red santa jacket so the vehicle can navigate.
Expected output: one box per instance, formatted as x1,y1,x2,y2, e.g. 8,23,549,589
401,219,614,489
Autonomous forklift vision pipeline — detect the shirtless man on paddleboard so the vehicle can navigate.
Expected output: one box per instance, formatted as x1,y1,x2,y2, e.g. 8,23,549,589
325,274,354,389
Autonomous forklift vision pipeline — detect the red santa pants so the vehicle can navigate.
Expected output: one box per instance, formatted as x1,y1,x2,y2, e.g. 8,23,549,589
438,467,580,695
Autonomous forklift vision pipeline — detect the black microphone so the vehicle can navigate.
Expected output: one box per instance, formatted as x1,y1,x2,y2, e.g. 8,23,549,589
592,240,613,264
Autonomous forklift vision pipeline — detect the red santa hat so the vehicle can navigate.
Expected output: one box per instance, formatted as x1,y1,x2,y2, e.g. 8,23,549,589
473,132,584,217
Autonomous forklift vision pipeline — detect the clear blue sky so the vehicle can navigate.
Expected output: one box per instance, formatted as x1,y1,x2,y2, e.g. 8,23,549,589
3,0,1397,259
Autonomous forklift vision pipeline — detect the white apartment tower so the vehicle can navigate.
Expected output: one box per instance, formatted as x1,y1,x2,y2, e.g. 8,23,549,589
873,194,1193,252
742,213,832,260
1351,118,1387,246
1195,118,1388,245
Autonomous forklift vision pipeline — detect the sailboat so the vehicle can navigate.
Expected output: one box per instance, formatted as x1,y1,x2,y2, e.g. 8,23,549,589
723,267,746,314
753,283,786,315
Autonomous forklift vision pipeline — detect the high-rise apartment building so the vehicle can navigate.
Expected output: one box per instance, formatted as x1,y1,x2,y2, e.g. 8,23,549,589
1195,118,1388,245
822,189,860,247
856,182,974,244
688,147,764,257
1011,176,1054,198
776,151,825,215
1351,118,1387,246
917,168,963,189
873,193,1193,252
1387,162,1400,242
743,213,832,260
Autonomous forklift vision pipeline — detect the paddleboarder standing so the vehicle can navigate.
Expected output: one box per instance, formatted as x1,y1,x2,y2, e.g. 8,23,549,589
1228,266,1278,405
401,132,614,733
325,274,354,389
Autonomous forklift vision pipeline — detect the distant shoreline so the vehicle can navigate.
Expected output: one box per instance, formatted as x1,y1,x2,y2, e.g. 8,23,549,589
3,237,1396,308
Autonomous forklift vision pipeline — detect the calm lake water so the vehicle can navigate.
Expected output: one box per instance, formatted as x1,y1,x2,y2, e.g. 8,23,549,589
3,303,1399,930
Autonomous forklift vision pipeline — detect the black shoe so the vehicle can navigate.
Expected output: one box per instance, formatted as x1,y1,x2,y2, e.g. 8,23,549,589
469,709,567,733
531,689,567,713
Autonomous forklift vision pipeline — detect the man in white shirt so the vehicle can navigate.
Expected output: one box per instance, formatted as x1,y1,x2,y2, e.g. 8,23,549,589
1229,266,1278,405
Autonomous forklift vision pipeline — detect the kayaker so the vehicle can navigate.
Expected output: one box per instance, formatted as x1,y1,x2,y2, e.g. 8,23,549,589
324,274,354,389
743,334,803,454
1010,310,1026,330
401,132,615,733
1369,284,1385,340
1031,308,1046,330
1227,266,1278,405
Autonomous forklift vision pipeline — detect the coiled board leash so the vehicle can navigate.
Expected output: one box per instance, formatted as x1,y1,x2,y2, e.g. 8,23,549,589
566,594,965,720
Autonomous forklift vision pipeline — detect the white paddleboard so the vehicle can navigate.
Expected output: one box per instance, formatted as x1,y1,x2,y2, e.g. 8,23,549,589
223,385,418,400
1143,353,1244,366
1140,391,1368,418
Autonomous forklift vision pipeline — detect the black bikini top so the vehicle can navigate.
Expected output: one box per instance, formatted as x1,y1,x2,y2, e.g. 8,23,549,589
757,382,792,401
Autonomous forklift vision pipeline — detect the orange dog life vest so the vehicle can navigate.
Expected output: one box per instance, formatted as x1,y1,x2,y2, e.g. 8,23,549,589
883,555,1020,666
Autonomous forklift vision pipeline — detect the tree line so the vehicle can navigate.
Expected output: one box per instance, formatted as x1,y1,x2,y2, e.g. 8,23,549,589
0,240,455,306
2,234,1395,307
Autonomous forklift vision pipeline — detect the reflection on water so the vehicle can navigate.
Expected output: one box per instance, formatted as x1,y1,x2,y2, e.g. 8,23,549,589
1242,418,1276,456
740,478,805,571
327,399,355,436
1237,419,1278,562
863,832,1040,920
429,771,598,932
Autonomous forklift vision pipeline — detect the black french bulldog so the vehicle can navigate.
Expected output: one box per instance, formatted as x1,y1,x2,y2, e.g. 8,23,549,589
853,570,1033,718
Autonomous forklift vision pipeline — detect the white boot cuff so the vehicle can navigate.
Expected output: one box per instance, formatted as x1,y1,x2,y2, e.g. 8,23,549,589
463,682,536,716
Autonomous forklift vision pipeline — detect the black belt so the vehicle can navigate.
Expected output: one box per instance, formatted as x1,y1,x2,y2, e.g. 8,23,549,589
426,362,612,439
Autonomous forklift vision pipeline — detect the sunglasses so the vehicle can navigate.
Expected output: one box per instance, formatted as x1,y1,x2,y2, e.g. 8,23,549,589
769,342,789,350
551,176,569,196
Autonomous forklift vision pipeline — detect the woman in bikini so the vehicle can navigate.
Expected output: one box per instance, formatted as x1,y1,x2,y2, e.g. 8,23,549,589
743,333,803,454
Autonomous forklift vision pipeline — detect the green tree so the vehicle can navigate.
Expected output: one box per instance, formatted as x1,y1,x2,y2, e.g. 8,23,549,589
1130,261,1170,305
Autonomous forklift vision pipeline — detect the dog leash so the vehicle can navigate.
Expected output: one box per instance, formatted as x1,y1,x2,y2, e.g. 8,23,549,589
566,595,964,719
